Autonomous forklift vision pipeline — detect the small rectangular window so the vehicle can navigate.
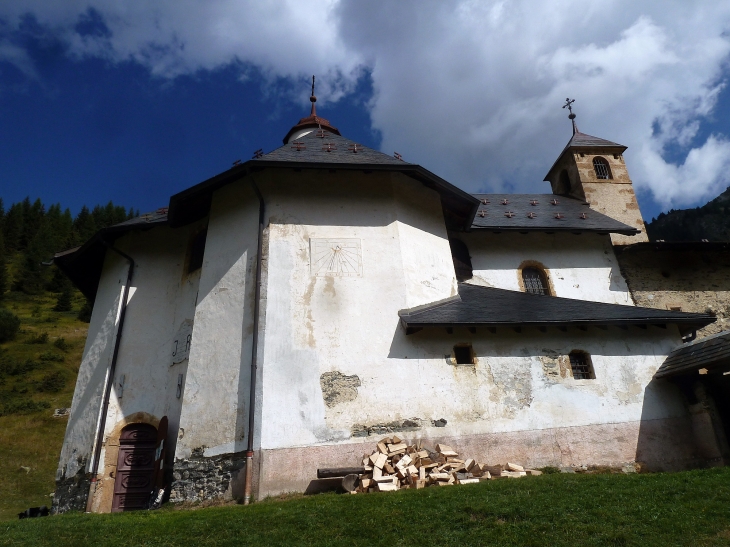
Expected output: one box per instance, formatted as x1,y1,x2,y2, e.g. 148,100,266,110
569,351,595,379
522,268,549,295
187,228,207,274
454,345,474,365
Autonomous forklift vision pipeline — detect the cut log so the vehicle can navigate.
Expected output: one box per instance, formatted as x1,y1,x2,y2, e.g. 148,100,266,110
459,478,480,484
526,469,543,476
484,465,502,476
464,459,475,471
506,462,524,472
341,474,360,492
377,483,398,492
377,442,388,454
317,467,366,479
373,453,387,469
502,470,527,478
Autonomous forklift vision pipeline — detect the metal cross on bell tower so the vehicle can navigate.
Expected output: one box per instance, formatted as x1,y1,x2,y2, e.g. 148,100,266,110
563,98,578,135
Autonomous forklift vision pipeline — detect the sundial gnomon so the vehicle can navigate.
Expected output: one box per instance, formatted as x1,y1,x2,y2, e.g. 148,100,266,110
310,238,362,276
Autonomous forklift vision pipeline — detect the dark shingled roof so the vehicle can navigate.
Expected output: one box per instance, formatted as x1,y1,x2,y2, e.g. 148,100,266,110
654,330,730,379
469,194,639,234
258,129,408,166
398,283,714,333
54,209,169,299
168,132,478,230
544,129,627,181
565,131,626,150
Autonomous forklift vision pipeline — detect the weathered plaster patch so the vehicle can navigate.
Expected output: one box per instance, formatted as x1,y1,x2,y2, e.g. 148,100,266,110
486,358,534,414
320,371,361,408
52,457,90,514
616,364,643,405
540,350,571,381
351,417,425,437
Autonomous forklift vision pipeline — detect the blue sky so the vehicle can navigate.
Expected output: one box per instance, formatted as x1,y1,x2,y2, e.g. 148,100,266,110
2,2,730,222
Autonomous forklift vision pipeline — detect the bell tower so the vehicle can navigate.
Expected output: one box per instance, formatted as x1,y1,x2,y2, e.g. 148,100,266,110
544,99,648,245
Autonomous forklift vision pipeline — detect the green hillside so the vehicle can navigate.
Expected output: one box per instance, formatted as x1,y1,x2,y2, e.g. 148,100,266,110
0,197,137,520
646,186,730,242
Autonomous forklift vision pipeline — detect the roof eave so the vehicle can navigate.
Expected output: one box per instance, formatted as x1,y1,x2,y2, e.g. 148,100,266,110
400,316,714,331
469,226,640,235
53,218,168,300
544,143,629,182
168,160,480,230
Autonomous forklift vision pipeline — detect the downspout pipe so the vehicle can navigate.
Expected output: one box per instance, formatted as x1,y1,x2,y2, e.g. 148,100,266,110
85,240,135,512
244,181,265,505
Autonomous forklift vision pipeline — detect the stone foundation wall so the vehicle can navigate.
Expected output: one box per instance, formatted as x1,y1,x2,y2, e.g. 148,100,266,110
169,451,246,503
256,417,702,499
52,465,91,514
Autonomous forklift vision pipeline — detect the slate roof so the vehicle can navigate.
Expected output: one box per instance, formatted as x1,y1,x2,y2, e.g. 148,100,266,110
565,130,626,150
398,283,715,332
168,132,479,229
544,129,627,181
469,194,639,234
654,330,730,379
255,128,409,166
54,208,169,299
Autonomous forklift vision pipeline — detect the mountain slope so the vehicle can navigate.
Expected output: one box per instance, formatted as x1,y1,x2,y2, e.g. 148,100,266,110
646,186,730,242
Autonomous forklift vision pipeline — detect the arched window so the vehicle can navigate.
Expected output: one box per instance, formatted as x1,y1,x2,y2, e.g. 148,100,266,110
522,267,549,295
555,169,571,195
449,238,473,281
569,351,595,379
592,157,612,179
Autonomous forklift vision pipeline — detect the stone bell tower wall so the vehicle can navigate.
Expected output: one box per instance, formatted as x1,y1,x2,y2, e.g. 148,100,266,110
548,148,648,246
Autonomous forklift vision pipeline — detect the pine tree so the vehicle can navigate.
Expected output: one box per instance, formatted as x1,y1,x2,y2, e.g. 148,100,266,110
0,230,7,301
53,279,73,312
3,203,23,252
72,205,97,246
13,217,54,294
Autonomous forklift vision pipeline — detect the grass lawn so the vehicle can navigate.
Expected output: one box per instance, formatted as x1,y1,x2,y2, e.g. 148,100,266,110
2,467,730,547
0,287,89,521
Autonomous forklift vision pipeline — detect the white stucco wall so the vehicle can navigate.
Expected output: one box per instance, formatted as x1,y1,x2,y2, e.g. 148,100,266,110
460,231,634,305
175,182,260,459
258,171,457,451
57,223,202,481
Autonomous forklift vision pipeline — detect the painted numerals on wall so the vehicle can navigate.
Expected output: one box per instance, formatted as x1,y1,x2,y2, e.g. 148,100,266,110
310,238,363,277
171,319,194,365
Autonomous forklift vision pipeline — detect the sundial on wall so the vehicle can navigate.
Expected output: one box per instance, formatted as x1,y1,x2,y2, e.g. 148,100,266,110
310,238,362,277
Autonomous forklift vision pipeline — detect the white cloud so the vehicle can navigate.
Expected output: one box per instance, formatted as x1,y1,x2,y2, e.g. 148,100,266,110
1,0,730,209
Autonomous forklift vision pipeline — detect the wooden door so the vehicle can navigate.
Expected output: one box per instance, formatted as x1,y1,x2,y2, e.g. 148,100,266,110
112,423,157,512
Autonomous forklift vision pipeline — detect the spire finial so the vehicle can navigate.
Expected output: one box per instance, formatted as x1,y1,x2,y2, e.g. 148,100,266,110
562,97,578,135
310,75,317,116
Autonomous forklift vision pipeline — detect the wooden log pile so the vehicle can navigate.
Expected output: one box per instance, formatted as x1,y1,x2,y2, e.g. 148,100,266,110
320,436,542,494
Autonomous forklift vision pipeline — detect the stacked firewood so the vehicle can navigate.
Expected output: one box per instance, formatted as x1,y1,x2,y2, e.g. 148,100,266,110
319,436,542,494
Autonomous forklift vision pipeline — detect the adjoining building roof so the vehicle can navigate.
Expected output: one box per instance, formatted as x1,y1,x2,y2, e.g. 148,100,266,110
398,283,715,334
469,193,639,235
54,209,169,299
654,330,730,379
